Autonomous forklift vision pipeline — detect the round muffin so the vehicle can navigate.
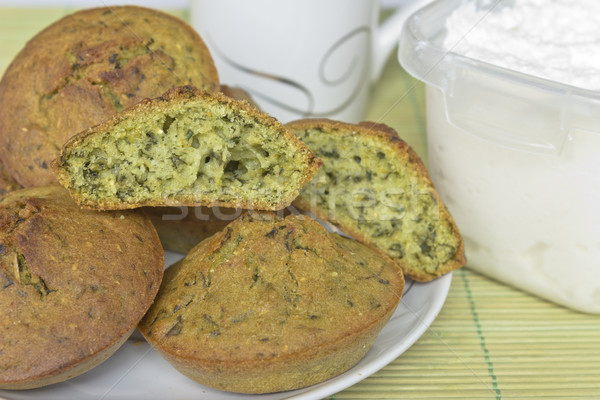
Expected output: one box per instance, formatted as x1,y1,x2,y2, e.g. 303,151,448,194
138,212,404,394
0,186,164,389
0,6,219,188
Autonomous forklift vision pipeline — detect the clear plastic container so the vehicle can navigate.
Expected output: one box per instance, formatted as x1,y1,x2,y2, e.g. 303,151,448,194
398,0,600,313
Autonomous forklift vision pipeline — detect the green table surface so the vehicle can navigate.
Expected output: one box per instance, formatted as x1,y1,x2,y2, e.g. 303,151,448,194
1,6,599,400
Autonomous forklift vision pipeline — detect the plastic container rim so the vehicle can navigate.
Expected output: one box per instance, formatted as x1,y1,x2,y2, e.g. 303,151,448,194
398,0,600,100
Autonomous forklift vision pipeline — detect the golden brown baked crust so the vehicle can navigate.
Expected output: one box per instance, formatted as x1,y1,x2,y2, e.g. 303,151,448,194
53,86,322,211
138,212,404,394
143,206,240,254
220,85,261,110
0,161,20,197
0,6,219,188
287,118,466,282
0,186,164,389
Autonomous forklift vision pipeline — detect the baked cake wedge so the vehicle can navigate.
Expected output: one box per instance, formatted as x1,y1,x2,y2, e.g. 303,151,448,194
287,118,465,282
53,86,321,211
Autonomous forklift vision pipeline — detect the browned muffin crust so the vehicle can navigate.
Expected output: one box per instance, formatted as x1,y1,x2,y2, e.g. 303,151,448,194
139,212,404,394
0,161,20,197
53,86,322,211
143,206,241,254
0,186,164,389
220,85,261,110
0,6,219,188
287,118,465,282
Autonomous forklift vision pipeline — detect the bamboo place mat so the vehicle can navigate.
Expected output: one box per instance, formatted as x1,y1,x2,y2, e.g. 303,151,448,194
1,6,600,400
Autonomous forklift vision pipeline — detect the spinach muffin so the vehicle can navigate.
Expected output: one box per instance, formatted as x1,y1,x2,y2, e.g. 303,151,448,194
138,212,404,394
0,186,164,389
143,206,241,254
53,86,322,211
287,119,465,282
142,86,260,253
0,5,219,188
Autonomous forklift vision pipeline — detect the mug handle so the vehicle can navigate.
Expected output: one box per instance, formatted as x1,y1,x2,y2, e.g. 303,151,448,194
371,0,434,82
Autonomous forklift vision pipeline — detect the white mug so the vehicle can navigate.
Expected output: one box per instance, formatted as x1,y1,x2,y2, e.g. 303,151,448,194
190,0,425,123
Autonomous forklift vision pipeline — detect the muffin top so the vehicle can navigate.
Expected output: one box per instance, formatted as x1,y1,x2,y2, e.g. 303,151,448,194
139,212,404,364
0,6,219,187
0,186,164,388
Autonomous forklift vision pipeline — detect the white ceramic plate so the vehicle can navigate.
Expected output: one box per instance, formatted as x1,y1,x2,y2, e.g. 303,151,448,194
0,251,451,400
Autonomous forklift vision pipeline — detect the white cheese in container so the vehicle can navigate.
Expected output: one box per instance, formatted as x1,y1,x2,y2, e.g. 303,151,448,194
444,0,600,91
398,0,600,313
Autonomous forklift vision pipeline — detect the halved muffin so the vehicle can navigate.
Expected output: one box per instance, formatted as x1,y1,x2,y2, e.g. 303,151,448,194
287,119,465,281
54,86,322,211
0,6,220,188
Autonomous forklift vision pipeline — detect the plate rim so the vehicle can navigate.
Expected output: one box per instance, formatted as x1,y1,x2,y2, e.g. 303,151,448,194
284,271,453,400
0,257,452,400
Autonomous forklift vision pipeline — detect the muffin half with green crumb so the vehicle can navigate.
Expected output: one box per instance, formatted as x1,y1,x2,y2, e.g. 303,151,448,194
53,86,322,211
0,5,220,188
141,85,262,253
287,118,465,282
